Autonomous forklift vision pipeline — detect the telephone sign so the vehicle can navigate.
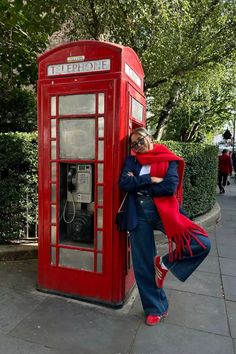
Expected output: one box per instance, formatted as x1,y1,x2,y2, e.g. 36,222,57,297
37,40,146,307
47,58,111,76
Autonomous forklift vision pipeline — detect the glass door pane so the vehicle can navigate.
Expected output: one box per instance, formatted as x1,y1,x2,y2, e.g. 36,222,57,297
59,94,96,115
59,119,95,159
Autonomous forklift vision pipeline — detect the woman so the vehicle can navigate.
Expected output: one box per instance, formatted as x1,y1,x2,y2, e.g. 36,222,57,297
119,127,211,326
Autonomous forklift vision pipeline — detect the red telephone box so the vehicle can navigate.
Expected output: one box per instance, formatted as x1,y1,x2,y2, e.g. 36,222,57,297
37,40,146,307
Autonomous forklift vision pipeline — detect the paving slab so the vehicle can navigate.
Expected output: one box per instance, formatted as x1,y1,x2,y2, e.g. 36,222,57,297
215,230,236,246
165,270,223,298
216,223,236,232
197,254,220,274
165,289,229,335
9,297,141,354
226,300,236,339
0,286,44,333
219,257,236,277
0,334,58,354
218,244,236,260
222,275,236,301
132,323,234,354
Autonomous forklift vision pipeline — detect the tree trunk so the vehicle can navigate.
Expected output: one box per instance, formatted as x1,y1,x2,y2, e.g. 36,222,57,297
153,82,182,140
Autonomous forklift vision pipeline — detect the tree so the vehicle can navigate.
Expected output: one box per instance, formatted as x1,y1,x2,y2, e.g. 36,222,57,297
60,0,236,141
0,0,70,131
0,0,70,88
160,63,236,141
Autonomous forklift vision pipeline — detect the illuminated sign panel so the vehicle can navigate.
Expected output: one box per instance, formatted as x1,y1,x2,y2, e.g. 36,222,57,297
125,63,142,88
47,59,111,76
67,56,85,62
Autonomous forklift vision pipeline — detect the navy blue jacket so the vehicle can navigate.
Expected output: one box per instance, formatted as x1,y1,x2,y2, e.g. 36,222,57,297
119,156,187,231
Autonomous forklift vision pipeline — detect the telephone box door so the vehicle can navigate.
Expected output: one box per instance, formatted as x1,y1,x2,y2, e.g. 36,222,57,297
38,79,117,303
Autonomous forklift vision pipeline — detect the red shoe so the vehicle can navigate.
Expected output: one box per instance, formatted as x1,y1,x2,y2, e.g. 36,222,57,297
145,312,168,326
145,315,162,326
154,256,168,288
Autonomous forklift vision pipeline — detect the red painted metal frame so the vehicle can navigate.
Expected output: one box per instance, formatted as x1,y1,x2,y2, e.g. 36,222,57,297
37,40,146,306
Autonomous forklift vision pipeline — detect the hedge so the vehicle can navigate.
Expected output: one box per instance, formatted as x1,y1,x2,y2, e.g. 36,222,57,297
0,133,218,243
0,132,37,243
162,141,218,218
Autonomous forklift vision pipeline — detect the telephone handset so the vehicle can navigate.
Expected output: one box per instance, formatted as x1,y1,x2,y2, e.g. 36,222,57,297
67,167,77,193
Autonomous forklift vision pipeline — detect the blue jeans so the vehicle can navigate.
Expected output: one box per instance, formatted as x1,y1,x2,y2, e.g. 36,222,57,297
129,195,211,316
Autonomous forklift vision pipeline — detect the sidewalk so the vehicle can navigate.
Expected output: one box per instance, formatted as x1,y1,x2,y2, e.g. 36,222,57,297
0,182,236,354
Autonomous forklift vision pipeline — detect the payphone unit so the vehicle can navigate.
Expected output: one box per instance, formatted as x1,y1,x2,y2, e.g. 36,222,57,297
67,164,93,203
62,163,94,243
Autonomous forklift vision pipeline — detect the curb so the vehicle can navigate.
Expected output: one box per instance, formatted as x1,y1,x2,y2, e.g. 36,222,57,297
194,201,221,228
0,243,38,261
0,202,220,262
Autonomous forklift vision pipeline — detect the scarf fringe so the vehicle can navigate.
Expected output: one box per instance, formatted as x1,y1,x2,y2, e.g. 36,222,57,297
167,226,208,262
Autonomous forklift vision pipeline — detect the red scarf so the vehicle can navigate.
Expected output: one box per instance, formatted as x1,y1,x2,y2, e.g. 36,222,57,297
136,144,208,261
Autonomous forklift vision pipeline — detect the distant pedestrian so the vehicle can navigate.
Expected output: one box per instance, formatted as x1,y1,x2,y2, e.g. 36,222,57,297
218,149,232,194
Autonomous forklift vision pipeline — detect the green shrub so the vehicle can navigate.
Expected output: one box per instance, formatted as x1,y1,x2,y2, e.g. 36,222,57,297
0,85,37,133
160,141,218,218
0,132,37,243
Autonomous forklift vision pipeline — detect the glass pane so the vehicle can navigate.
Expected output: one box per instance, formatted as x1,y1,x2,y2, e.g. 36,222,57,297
131,97,143,122
51,141,56,159
98,117,104,138
98,140,104,160
59,119,95,159
51,119,56,138
59,94,95,115
97,208,103,228
51,247,56,265
51,205,56,223
97,231,103,251
51,96,56,116
97,253,103,273
51,183,56,202
97,164,104,183
51,225,56,244
59,248,94,271
51,162,56,180
98,93,104,114
97,186,103,205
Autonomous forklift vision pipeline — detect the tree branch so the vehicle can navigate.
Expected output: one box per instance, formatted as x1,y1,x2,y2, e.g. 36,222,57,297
146,44,235,90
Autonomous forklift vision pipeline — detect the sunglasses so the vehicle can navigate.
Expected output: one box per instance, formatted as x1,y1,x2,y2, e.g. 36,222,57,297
130,135,148,150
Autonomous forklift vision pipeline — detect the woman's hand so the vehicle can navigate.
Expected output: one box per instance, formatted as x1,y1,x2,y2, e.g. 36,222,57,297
127,171,134,177
151,176,164,183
